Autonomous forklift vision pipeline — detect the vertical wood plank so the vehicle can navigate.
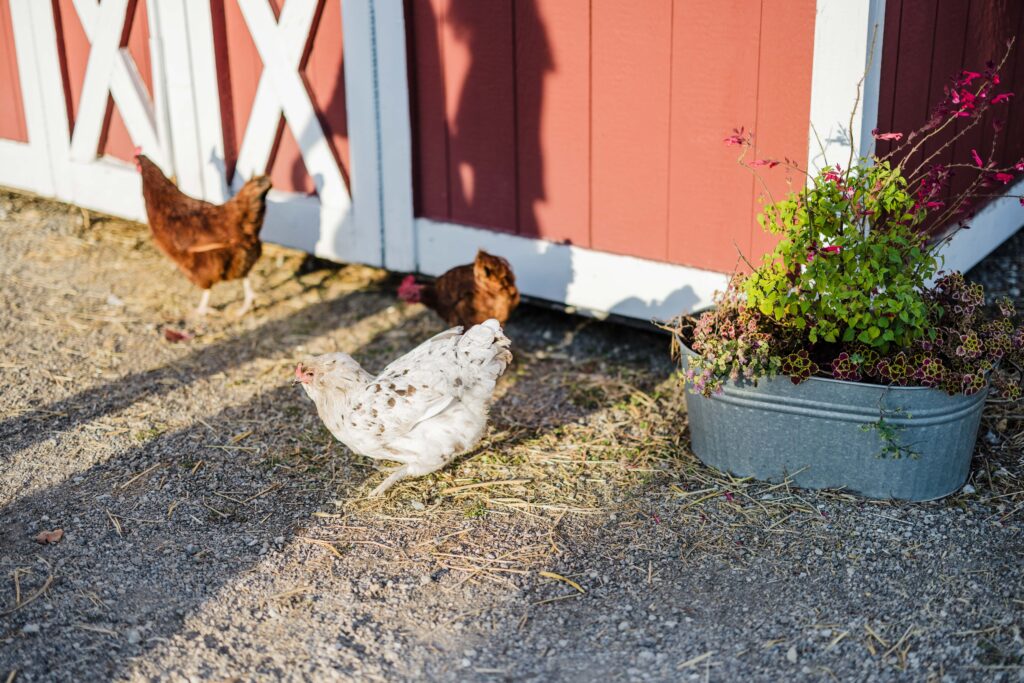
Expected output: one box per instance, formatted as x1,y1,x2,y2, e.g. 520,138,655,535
305,0,351,184
0,0,27,142
976,1,1022,173
919,0,966,162
1001,6,1024,179
443,0,517,232
873,0,904,156
406,0,451,221
514,0,588,245
591,0,672,260
53,0,90,131
886,0,938,172
214,0,264,182
102,0,150,161
667,0,760,271
748,0,816,262
948,0,1014,219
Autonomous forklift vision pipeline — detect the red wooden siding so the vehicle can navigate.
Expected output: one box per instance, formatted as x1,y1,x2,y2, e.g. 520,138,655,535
405,0,817,271
875,0,1024,232
667,0,760,270
211,0,351,194
51,0,153,162
590,0,672,257
0,0,27,143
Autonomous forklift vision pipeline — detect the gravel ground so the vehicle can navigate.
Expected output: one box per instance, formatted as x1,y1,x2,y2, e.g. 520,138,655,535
1,190,1023,682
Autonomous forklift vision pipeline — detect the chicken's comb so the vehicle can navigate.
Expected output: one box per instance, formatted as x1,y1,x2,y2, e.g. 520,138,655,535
397,274,422,302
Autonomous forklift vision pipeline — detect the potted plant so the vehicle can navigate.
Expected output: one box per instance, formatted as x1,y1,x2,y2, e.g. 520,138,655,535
668,44,1024,501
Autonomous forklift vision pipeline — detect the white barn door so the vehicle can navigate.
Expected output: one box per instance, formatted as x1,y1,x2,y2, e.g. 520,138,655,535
189,0,383,267
0,0,385,268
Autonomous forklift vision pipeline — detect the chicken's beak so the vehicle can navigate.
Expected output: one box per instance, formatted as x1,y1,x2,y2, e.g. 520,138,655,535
294,363,314,385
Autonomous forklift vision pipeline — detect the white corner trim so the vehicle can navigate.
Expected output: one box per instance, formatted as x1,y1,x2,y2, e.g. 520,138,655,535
932,177,1024,275
374,0,416,272
415,219,729,321
859,0,887,160
806,0,883,175
341,0,384,266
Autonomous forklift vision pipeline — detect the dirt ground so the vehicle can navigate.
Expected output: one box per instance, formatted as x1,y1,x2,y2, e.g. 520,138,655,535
1,190,1023,682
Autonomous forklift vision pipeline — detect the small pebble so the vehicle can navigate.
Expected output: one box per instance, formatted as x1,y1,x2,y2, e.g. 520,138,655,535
22,623,41,635
786,645,798,663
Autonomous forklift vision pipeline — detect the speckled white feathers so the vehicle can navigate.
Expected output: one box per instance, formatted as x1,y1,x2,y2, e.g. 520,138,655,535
298,319,512,496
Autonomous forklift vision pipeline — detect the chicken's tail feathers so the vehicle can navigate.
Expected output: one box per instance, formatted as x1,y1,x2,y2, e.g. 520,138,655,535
457,319,513,391
231,175,273,236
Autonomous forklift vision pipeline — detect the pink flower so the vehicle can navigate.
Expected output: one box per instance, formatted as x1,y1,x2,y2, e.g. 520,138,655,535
822,164,842,183
926,201,945,209
994,172,1014,184
750,159,780,168
723,127,749,146
958,70,982,86
992,92,1014,104
871,129,903,141
820,245,842,255
1019,196,1024,207
971,149,984,167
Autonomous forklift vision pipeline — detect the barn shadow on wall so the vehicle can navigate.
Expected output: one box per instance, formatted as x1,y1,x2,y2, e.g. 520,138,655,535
405,0,577,299
405,0,702,321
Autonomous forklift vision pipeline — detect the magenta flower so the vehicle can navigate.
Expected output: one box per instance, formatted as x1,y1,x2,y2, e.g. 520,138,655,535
971,149,984,167
958,70,982,86
993,172,1014,184
723,127,750,146
926,200,945,209
871,129,903,141
820,245,842,255
992,92,1014,104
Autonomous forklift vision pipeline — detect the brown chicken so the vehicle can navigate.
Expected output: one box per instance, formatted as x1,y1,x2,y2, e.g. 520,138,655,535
398,250,520,327
136,152,272,316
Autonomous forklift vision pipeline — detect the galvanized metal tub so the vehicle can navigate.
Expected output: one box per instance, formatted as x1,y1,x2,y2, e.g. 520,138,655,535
678,342,987,501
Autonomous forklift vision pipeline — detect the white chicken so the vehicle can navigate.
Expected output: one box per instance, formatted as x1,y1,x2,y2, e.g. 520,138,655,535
295,319,512,496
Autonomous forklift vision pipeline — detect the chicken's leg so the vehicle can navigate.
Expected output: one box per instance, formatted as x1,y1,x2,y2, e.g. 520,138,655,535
234,277,256,318
367,465,410,497
195,289,212,317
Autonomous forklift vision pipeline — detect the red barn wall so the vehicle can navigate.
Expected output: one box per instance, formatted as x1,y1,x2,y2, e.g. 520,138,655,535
405,0,817,273
875,0,1024,229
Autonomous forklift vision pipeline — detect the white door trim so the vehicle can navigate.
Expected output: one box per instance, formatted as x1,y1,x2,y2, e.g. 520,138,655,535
806,0,886,175
0,0,55,197
416,219,728,320
933,177,1024,275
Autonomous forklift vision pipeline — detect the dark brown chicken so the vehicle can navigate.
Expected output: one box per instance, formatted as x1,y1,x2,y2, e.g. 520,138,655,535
136,152,272,316
398,250,520,327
